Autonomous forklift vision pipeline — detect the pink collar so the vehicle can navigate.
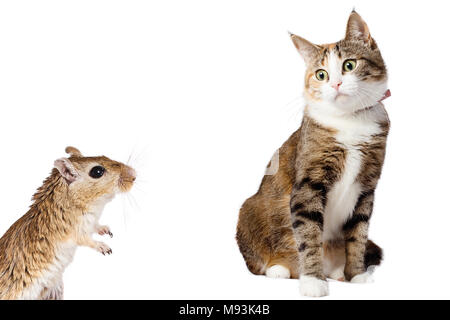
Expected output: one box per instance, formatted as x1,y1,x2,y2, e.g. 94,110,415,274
357,89,390,113
378,89,391,103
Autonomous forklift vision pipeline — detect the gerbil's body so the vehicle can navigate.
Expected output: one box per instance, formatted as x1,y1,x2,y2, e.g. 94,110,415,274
0,147,136,300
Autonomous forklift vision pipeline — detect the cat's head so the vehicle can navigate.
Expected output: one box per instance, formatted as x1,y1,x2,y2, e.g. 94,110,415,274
291,11,388,115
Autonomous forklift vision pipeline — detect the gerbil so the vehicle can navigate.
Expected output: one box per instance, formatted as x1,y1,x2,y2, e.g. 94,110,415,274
0,146,136,300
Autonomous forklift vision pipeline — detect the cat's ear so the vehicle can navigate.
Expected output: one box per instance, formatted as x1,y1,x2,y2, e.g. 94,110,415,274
345,10,371,43
290,33,320,64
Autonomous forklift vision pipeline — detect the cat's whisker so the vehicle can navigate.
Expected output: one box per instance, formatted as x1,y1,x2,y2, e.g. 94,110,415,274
358,87,383,101
358,90,379,101
283,95,305,123
354,92,366,112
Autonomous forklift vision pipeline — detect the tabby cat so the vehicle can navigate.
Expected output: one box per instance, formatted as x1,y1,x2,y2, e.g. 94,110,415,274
236,11,390,297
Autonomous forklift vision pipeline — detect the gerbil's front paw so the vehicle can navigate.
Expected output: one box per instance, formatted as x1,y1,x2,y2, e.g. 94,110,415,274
299,275,329,297
97,225,113,238
95,242,112,255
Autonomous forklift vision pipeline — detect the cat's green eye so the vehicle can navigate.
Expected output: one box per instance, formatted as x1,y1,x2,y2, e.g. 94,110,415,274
343,59,357,72
315,69,328,81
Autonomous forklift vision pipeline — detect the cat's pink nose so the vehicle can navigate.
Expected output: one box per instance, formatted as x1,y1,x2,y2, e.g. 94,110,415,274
331,82,342,91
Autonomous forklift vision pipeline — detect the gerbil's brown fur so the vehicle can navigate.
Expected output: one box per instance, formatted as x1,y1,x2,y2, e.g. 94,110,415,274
0,147,136,300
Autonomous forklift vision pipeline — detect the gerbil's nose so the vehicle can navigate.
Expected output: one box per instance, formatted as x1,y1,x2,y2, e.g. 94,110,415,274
331,81,342,91
128,167,137,182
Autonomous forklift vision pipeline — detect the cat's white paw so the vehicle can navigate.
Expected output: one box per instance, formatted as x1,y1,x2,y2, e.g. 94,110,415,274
327,268,345,281
350,272,374,284
299,275,329,297
265,265,290,279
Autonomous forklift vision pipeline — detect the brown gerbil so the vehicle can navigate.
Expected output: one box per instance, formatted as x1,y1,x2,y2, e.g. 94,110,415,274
0,146,136,300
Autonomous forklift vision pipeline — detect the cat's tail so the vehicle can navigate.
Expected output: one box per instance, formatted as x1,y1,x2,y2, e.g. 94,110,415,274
364,239,383,269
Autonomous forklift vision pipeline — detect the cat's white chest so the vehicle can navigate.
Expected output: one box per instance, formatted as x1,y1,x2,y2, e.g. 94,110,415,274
307,106,384,241
323,144,362,241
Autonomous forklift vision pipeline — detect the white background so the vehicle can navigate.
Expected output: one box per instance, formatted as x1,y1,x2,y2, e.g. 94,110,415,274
0,0,449,300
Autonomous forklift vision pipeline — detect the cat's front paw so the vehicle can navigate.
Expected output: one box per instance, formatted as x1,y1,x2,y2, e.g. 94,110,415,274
350,272,374,284
299,275,329,297
326,267,345,281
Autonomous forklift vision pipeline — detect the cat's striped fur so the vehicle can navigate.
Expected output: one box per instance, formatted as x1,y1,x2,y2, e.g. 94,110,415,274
236,11,389,297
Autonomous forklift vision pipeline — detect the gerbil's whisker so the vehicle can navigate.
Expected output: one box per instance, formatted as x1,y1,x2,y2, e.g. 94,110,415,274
127,144,150,168
131,185,148,196
134,178,150,185
121,195,129,230
127,144,140,166
127,192,141,213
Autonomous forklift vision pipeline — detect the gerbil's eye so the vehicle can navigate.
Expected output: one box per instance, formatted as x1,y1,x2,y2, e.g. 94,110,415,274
343,59,357,72
89,166,105,179
315,69,328,81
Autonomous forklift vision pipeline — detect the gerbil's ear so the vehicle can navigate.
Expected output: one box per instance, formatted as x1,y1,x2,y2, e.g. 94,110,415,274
65,146,83,157
345,10,371,43
290,33,320,64
54,158,80,184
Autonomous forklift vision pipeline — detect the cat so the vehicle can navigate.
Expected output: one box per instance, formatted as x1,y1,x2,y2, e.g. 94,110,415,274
236,11,389,297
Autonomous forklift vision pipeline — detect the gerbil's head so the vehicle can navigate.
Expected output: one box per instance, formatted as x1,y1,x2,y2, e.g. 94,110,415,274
53,146,136,206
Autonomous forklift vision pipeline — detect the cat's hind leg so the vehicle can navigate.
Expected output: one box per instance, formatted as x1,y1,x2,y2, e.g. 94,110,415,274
265,256,299,279
264,212,300,279
237,195,298,279
236,226,268,276
236,196,271,276
265,265,291,279
265,221,300,280
323,240,345,281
